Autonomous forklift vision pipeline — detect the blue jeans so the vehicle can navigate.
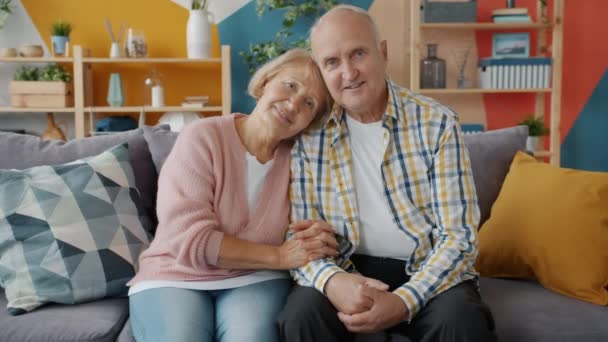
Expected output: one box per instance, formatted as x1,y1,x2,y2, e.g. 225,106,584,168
129,279,291,342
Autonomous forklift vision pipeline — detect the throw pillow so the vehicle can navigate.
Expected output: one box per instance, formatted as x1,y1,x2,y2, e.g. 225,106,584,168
0,144,152,315
476,151,608,305
0,129,160,231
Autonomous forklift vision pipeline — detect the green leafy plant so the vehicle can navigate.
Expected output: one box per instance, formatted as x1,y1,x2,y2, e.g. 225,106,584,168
191,0,209,10
519,115,549,136
13,66,39,81
240,0,336,74
13,64,71,82
0,0,12,13
51,21,72,37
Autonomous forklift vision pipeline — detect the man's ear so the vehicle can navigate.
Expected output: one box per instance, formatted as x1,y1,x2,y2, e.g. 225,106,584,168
380,40,388,61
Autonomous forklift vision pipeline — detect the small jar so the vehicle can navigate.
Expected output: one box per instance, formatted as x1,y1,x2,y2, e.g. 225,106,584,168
144,70,164,107
420,43,446,89
124,28,148,58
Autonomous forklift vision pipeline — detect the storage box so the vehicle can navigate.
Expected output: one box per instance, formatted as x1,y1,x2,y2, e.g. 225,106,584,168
9,81,74,107
422,0,477,23
478,57,552,89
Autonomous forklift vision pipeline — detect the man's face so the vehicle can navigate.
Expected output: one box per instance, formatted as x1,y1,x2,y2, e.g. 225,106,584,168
311,10,388,117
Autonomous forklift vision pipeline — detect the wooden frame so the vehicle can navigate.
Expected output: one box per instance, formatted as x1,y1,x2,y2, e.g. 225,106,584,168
408,0,564,166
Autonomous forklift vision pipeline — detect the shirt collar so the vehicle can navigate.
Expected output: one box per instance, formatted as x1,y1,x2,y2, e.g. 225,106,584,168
322,77,402,128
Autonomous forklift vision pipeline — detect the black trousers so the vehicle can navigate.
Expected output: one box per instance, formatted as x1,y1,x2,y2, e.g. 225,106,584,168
278,255,496,342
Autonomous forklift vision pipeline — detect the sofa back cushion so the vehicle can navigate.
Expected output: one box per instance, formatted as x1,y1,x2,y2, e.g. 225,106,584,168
0,128,165,229
143,125,179,173
463,126,528,226
0,144,151,315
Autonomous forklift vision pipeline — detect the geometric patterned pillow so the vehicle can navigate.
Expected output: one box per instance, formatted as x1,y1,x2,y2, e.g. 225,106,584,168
0,144,152,315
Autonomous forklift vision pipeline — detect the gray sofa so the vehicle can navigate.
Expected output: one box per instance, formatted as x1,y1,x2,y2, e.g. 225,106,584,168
0,124,606,342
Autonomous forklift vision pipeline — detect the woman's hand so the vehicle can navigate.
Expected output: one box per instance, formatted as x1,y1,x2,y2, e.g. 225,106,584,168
278,220,339,269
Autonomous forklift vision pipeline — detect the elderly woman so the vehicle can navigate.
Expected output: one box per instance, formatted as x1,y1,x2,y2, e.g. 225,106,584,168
128,49,336,342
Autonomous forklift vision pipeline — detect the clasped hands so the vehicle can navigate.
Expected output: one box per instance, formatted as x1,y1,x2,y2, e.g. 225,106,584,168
325,272,408,333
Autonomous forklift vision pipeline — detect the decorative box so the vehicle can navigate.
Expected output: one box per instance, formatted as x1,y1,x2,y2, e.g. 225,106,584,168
421,0,478,23
478,57,552,89
9,81,74,107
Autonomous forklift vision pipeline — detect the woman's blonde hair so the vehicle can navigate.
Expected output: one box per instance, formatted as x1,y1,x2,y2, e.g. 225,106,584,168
247,48,333,123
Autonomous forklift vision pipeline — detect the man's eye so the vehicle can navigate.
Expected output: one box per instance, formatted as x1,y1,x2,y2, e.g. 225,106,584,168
284,81,296,89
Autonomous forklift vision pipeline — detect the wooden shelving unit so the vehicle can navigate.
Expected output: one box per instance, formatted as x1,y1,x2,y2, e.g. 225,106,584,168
0,45,232,139
409,0,564,165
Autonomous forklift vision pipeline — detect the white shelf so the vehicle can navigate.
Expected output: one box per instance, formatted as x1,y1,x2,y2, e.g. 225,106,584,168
84,106,222,113
82,57,221,64
418,88,552,94
420,22,551,30
0,107,75,113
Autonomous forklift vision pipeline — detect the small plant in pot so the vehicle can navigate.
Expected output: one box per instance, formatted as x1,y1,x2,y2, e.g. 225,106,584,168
519,115,549,152
51,20,72,56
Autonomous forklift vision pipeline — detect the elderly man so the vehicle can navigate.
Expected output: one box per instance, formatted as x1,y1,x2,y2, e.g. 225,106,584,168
278,4,496,342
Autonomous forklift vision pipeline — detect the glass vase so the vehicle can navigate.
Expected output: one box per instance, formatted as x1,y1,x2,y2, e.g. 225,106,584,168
420,44,446,89
124,28,148,58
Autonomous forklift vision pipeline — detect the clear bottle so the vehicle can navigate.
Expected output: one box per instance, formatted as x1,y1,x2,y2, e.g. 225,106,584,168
420,44,446,89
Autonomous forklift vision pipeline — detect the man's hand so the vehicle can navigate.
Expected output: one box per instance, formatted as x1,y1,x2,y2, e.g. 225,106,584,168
337,288,408,333
324,272,389,315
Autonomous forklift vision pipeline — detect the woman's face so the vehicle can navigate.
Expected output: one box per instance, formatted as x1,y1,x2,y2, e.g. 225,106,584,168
256,65,326,140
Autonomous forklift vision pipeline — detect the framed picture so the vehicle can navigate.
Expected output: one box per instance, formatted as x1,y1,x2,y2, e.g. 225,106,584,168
492,33,530,58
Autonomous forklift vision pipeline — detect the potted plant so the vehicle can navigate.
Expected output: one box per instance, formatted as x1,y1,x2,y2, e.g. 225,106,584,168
10,64,73,108
0,0,12,29
519,115,549,151
240,0,336,74
51,20,72,56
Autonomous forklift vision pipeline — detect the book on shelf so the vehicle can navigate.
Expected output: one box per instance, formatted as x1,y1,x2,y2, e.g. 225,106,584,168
492,8,528,16
492,14,532,23
181,95,209,108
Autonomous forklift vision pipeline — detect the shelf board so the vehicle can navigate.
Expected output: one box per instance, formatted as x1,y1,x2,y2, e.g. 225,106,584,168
0,107,75,113
0,57,73,63
420,22,550,30
82,57,222,64
85,106,223,113
533,150,553,157
417,88,552,94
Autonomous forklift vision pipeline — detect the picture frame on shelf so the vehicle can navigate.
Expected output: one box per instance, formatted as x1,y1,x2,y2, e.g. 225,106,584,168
492,32,530,58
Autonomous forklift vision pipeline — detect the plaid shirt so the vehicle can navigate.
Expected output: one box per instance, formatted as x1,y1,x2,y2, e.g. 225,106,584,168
288,79,480,321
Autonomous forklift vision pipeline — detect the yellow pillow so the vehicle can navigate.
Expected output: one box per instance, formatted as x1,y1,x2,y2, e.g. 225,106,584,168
476,151,608,305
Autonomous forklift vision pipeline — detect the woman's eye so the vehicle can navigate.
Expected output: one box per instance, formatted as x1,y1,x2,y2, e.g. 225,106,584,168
305,99,315,109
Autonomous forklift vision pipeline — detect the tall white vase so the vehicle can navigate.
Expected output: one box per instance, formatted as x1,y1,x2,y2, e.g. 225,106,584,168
187,9,214,59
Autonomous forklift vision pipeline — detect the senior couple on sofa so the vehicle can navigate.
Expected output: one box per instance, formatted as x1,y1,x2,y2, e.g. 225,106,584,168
1,4,607,342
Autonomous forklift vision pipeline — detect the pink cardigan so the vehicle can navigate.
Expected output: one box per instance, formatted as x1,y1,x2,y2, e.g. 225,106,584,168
129,114,292,285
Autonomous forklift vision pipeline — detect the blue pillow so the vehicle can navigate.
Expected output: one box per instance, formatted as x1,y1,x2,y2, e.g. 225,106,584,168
0,144,152,315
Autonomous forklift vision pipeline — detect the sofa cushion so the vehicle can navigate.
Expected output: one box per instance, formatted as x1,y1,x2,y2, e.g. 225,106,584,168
0,129,160,228
463,125,528,226
0,144,151,315
476,152,608,305
143,125,179,173
480,277,608,342
0,288,129,342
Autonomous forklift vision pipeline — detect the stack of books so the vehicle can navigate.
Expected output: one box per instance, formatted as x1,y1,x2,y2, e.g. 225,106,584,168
181,95,209,108
492,8,531,23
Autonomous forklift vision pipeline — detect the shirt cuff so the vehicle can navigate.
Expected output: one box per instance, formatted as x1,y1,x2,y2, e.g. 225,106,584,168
393,283,424,322
312,263,346,294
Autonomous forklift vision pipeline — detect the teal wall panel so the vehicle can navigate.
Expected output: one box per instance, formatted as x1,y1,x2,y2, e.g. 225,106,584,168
218,0,373,113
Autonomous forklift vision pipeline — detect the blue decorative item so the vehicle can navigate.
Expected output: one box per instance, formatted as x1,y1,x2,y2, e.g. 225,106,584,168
95,116,138,132
51,35,69,55
107,73,124,107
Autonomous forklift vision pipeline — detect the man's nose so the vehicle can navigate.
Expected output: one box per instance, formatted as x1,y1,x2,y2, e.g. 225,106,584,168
342,61,358,81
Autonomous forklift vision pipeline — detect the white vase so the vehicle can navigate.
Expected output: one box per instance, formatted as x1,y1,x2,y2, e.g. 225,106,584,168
526,136,541,152
186,9,214,59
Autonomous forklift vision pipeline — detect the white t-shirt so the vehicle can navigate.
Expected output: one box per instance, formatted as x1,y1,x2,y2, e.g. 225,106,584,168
129,153,288,296
347,115,416,260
